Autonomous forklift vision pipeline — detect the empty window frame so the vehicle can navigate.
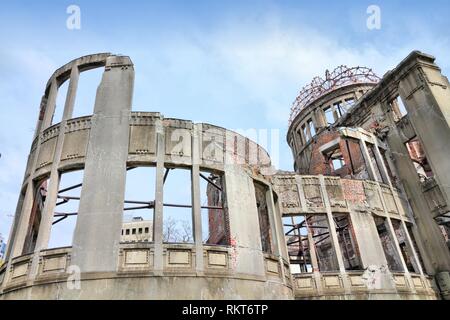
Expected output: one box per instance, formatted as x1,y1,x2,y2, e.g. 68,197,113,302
200,170,229,245
344,138,368,178
365,142,384,183
374,217,404,272
308,214,340,272
254,182,274,254
122,166,155,243
301,124,309,143
323,106,336,125
324,146,346,173
334,102,345,118
405,137,434,181
163,167,194,243
342,98,355,111
307,119,316,138
333,214,362,271
22,178,49,254
72,67,104,118
391,96,408,122
48,170,84,249
379,148,396,185
52,78,70,125
391,220,422,273
283,215,313,274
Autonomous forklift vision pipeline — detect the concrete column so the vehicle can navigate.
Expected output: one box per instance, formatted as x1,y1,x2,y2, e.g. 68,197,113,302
2,78,63,282
192,124,204,273
372,139,425,276
266,188,281,256
359,136,378,182
42,79,58,130
296,174,321,289
305,121,311,142
4,191,25,261
267,187,287,282
372,143,391,185
381,98,450,274
71,56,134,273
319,175,351,293
400,220,424,275
375,183,410,274
318,175,346,273
62,66,80,120
305,219,320,272
398,60,450,207
153,117,165,274
28,65,82,279
225,165,265,278
9,181,35,258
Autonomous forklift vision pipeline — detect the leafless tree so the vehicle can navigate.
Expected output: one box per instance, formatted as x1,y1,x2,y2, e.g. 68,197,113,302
180,220,193,243
163,217,193,243
163,216,179,242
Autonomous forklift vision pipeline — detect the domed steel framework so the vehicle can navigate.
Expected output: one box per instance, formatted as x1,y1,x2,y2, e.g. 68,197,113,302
289,66,380,125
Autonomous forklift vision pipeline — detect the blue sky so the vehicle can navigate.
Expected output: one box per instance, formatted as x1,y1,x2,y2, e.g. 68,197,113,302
1,0,450,242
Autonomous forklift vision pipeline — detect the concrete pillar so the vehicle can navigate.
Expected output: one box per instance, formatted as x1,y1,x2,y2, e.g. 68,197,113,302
9,179,36,258
62,67,80,120
318,175,351,293
375,183,410,274
192,124,204,273
372,139,424,275
2,78,64,283
318,175,346,273
225,165,265,278
153,117,165,274
295,175,321,288
398,58,450,206
71,56,134,273
382,98,450,274
4,191,25,261
42,79,58,130
29,66,81,277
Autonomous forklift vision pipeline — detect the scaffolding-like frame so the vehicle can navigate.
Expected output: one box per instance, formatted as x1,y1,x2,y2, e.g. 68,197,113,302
289,66,380,125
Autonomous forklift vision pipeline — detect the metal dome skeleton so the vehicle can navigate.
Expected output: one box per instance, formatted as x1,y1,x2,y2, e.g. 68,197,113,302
289,66,380,125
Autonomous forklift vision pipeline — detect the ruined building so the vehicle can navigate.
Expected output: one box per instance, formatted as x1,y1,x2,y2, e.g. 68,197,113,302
0,51,449,299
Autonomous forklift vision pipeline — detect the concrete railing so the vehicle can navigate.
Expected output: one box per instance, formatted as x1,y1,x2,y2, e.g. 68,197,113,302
1,244,290,294
292,271,437,299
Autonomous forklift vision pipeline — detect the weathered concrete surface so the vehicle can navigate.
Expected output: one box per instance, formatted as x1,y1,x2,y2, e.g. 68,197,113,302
71,55,134,273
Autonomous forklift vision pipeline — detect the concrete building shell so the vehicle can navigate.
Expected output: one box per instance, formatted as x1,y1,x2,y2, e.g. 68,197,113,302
0,51,449,300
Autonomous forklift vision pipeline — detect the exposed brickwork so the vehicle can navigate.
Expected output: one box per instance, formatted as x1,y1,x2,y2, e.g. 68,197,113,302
341,179,366,203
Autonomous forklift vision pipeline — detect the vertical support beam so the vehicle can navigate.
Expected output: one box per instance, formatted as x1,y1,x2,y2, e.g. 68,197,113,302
372,143,390,185
295,176,308,213
4,191,25,261
373,138,424,276
375,183,410,274
296,175,321,290
42,79,58,130
153,117,165,274
2,78,61,284
398,58,450,207
319,175,351,292
266,188,281,256
8,183,35,259
359,135,378,182
318,175,346,273
62,66,80,120
71,56,134,273
28,65,83,279
381,97,450,275
192,124,203,273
